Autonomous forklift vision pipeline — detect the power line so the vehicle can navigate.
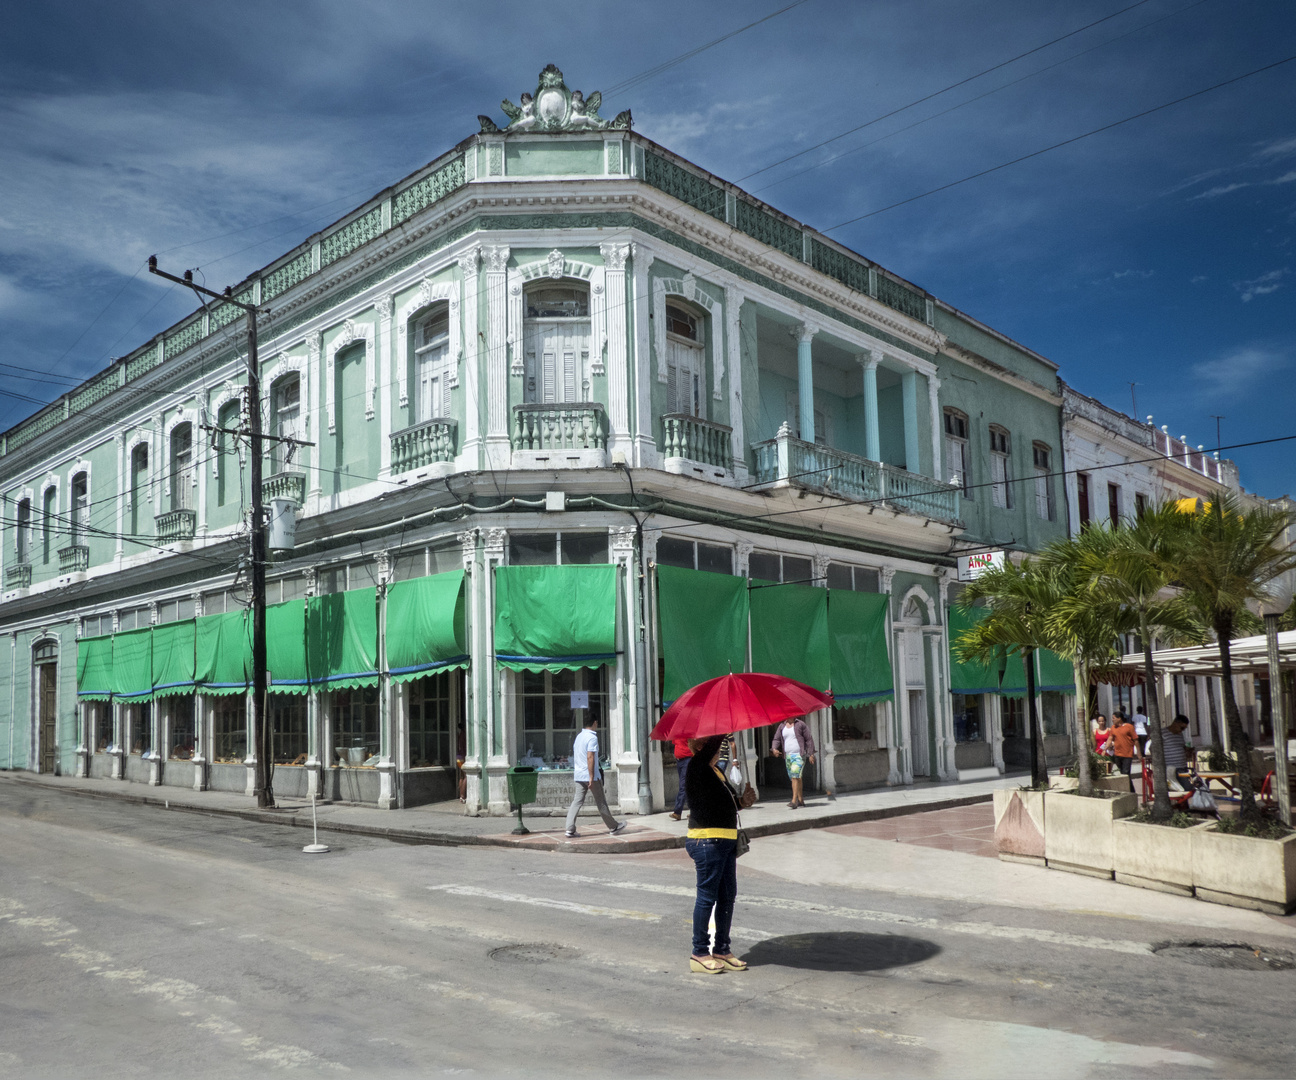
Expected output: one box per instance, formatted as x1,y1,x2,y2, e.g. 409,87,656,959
824,51,1296,232
737,0,1156,183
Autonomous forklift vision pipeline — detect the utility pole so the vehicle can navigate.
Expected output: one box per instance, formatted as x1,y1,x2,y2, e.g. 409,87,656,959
1209,415,1224,453
148,257,274,808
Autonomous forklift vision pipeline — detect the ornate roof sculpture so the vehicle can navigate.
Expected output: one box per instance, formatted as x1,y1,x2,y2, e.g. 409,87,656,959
478,65,631,134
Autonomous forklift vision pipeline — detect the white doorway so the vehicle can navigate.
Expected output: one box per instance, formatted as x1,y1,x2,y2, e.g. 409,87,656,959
908,689,929,777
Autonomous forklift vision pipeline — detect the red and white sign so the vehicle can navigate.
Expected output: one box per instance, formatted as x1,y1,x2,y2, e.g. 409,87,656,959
957,550,1005,582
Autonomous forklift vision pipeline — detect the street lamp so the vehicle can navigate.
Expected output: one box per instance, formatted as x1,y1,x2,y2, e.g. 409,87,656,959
1256,579,1294,826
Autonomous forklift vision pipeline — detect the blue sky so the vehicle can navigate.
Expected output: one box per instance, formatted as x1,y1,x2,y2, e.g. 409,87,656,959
2,0,1293,496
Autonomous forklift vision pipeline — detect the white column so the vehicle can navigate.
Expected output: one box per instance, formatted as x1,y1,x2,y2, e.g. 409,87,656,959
600,242,631,446
376,296,394,480
901,370,921,474
114,432,126,563
483,246,510,468
794,324,817,444
458,529,485,813
859,351,881,462
724,286,747,482
459,248,482,467
307,335,324,508
611,526,640,814
482,528,509,814
196,410,208,536
927,373,942,481
376,551,396,809
631,248,656,465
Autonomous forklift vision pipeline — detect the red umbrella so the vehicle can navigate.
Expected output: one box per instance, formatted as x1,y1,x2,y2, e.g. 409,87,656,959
650,672,833,742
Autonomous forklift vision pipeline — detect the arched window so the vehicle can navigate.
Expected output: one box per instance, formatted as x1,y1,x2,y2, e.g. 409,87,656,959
42,487,57,564
412,307,451,421
1032,442,1053,521
70,473,88,546
664,303,705,417
989,425,1012,509
943,408,970,497
523,283,589,403
270,376,300,474
170,424,193,512
15,498,31,564
130,445,149,535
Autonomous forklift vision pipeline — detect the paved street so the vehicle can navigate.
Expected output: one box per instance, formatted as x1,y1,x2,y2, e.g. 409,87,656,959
2,778,1295,1079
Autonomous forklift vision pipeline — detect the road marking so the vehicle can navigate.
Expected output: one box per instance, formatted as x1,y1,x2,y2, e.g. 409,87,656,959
522,872,1152,956
427,883,660,921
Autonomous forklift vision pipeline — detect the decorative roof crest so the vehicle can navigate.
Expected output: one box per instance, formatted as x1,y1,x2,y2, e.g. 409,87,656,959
479,64,631,134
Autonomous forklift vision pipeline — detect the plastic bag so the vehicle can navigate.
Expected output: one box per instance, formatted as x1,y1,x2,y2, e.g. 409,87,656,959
1188,788,1217,812
728,764,743,787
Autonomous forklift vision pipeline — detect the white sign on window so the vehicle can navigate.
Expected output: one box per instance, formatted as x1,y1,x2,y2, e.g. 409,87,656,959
570,690,589,709
957,550,1005,582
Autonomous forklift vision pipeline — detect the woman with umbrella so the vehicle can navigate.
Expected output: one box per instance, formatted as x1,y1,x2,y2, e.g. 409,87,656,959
652,672,833,974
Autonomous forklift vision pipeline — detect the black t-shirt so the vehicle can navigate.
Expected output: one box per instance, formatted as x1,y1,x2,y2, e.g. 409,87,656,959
685,756,739,832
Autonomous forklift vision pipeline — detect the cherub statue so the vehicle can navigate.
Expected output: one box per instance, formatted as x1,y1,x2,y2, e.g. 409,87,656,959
500,92,537,131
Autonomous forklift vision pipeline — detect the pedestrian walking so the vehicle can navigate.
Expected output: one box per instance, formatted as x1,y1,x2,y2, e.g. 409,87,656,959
564,715,626,838
669,736,692,821
1108,709,1139,792
684,734,755,974
771,715,815,808
1093,713,1111,756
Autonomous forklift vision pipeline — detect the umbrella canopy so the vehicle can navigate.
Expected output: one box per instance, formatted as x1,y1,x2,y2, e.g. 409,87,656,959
651,672,834,742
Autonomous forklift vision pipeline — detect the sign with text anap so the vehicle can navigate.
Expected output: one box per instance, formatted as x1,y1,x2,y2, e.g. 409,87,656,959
958,550,1005,582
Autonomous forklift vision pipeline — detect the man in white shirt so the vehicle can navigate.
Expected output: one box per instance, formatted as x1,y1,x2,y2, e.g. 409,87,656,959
564,716,626,838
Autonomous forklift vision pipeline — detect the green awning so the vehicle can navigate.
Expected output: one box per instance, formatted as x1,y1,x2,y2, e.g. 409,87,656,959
307,587,379,691
998,648,1033,699
267,599,309,695
947,606,1004,696
828,590,893,703
151,619,196,698
657,565,749,703
195,610,251,696
387,570,468,683
76,634,113,701
1036,647,1077,694
750,583,830,692
111,628,153,702
494,564,617,673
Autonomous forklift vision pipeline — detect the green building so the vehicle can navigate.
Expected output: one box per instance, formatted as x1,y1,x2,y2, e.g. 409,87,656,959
0,66,1073,814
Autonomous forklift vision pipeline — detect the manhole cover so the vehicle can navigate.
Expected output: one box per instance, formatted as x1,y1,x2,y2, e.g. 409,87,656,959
1153,942,1295,971
489,943,576,964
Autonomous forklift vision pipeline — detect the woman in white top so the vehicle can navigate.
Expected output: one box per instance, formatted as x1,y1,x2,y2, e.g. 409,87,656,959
770,717,816,809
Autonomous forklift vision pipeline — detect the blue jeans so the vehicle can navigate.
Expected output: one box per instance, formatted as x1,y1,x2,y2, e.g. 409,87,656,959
684,837,737,957
673,758,690,815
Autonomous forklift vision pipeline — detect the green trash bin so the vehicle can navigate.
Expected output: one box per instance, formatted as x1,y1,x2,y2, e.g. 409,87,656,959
506,766,539,835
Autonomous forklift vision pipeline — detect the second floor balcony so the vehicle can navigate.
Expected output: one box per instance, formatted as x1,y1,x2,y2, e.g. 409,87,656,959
263,471,306,508
511,402,607,469
753,424,960,523
5,562,31,589
58,544,89,574
661,413,733,479
391,418,457,473
155,509,196,542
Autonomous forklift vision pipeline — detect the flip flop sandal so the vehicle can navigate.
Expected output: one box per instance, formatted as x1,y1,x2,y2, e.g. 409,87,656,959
689,955,726,974
712,954,748,971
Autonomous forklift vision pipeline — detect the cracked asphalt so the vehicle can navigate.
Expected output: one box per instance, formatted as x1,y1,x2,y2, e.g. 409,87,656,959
1,777,1294,1078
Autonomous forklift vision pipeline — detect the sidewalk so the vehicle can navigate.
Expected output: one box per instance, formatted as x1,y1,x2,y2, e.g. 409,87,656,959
4,770,1025,854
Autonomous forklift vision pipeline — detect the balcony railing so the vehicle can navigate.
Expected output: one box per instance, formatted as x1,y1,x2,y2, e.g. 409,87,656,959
5,562,31,588
511,403,607,451
262,471,306,508
752,425,960,522
391,418,457,472
58,545,89,574
661,413,733,472
155,509,197,542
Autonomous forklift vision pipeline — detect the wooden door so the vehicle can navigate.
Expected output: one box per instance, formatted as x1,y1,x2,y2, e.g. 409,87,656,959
38,663,57,773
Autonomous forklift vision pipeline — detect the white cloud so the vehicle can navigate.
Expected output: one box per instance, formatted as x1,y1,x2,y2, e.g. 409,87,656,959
1189,345,1288,399
1112,269,1154,280
1267,170,1296,186
1255,135,1296,159
1190,275,1207,284
1190,182,1250,200
1233,268,1289,302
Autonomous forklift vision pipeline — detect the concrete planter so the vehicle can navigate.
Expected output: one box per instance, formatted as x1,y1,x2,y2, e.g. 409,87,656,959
1192,826,1296,915
1043,789,1137,878
993,787,1047,865
1112,819,1207,896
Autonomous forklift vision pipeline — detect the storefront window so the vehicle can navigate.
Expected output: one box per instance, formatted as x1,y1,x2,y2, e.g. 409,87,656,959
833,703,879,744
128,703,152,756
167,696,195,759
952,694,983,743
1041,691,1068,736
1002,697,1025,739
213,698,246,763
519,666,607,764
271,694,308,764
508,531,608,565
334,687,379,766
409,671,454,767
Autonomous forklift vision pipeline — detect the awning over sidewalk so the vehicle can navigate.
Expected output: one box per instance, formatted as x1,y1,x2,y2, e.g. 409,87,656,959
1113,628,1296,677
267,599,309,694
76,635,114,701
947,606,1003,696
386,570,468,682
751,583,830,692
111,628,153,703
307,587,379,691
1035,648,1077,695
151,619,196,699
494,564,617,673
829,590,893,704
657,565,749,702
195,610,251,696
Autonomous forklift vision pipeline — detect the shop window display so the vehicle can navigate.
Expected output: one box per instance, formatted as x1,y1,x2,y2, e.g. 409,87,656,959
93,703,113,752
213,698,246,763
129,703,152,756
409,671,454,768
1002,697,1025,739
271,694,308,764
952,694,983,743
167,696,196,759
518,666,607,765
334,687,379,766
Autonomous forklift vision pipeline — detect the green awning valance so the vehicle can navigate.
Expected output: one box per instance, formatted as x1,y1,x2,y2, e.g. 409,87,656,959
998,648,1033,699
307,587,379,691
657,565,749,703
76,635,113,701
494,564,617,673
828,590,893,703
267,599,309,694
387,570,469,683
196,610,251,696
750,583,830,692
111,628,153,702
151,619,196,699
947,606,1004,696
1036,647,1077,694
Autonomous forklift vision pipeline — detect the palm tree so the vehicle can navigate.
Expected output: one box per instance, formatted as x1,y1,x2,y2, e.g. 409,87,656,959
1073,503,1197,820
1171,493,1296,822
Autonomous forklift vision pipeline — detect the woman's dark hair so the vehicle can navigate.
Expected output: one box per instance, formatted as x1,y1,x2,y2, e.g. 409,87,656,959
689,734,726,761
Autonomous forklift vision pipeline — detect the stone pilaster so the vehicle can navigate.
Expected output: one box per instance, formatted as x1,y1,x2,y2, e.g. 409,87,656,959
483,246,511,468
600,243,632,446
376,296,394,480
458,248,482,464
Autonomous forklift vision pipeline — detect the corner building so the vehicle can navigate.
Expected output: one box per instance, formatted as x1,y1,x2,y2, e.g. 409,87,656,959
0,67,1074,814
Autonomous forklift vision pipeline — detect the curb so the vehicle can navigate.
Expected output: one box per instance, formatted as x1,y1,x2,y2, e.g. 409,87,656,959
6,774,995,854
